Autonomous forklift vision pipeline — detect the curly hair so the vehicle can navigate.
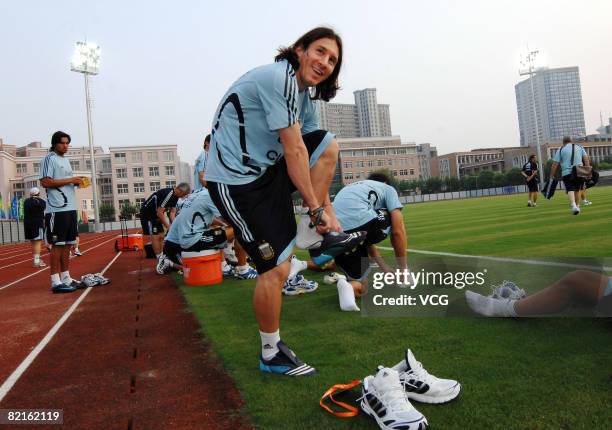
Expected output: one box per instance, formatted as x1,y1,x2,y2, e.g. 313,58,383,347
274,27,343,102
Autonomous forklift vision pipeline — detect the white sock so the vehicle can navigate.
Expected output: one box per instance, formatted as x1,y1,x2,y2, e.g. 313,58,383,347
289,256,307,279
466,291,517,317
60,271,71,283
74,248,80,253
34,254,40,263
337,279,360,312
295,207,323,249
51,273,61,284
260,330,280,360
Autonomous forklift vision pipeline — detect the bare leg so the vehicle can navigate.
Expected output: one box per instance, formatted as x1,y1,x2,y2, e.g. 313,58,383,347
60,245,71,272
234,241,248,266
568,190,578,206
32,240,41,258
50,245,63,276
515,270,605,316
309,139,339,205
152,233,164,255
253,259,290,332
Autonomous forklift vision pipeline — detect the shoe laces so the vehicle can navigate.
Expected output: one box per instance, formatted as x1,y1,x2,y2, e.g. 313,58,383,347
403,359,437,386
360,382,410,413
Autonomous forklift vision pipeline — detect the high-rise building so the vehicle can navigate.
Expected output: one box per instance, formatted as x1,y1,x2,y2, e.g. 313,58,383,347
315,88,392,138
515,66,586,147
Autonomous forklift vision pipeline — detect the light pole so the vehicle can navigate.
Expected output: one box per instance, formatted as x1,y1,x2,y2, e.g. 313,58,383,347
70,41,101,232
519,49,546,183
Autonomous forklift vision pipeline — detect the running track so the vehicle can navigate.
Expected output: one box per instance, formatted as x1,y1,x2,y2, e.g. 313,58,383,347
0,231,250,429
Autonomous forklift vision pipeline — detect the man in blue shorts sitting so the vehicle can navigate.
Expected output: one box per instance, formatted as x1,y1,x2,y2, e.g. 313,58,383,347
205,27,365,376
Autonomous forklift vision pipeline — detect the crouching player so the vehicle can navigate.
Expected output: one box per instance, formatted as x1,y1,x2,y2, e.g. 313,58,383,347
157,189,256,279
326,173,408,311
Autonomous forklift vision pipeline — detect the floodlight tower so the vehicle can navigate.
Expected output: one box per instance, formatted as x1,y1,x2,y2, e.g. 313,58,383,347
519,49,545,182
71,41,102,232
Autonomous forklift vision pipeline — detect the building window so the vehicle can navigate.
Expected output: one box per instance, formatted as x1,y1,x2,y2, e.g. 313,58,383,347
16,163,27,174
102,159,111,171
70,160,80,171
114,152,126,163
14,182,25,189
117,183,129,194
33,162,40,173
116,168,127,179
131,152,143,163
148,166,159,177
135,198,145,208
132,167,143,177
343,161,353,168
149,181,161,192
133,182,145,193
86,159,92,170
165,180,176,188
344,173,353,180
165,165,175,176
82,200,89,210
118,199,131,208
147,151,158,162
101,184,112,195
409,168,415,175
163,151,175,162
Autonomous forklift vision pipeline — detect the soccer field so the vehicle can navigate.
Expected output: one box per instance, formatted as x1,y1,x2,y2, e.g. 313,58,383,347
180,187,612,429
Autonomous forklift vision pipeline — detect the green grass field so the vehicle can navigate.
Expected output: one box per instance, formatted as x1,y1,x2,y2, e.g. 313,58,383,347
180,186,612,429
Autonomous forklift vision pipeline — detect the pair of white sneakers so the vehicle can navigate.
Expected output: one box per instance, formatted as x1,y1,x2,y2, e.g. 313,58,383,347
359,350,461,430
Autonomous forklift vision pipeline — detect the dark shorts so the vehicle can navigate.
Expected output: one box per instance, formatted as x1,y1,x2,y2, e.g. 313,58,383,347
334,210,392,281
164,228,228,266
163,240,183,266
24,222,44,241
527,179,539,192
141,216,164,236
45,211,78,245
208,130,333,274
562,174,585,192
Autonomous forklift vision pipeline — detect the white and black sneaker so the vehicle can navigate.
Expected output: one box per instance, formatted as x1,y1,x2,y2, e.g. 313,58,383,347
392,350,461,404
156,255,173,275
309,231,366,266
360,367,428,430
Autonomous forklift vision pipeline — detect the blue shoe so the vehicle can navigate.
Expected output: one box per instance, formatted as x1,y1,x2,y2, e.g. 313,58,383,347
51,282,77,294
283,274,318,295
234,266,257,280
259,341,316,376
282,279,303,296
309,231,366,266
222,264,235,278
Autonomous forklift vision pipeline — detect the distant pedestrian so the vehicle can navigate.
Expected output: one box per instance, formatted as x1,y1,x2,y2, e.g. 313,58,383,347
549,136,591,215
23,187,47,268
193,134,210,191
40,131,86,293
521,154,539,207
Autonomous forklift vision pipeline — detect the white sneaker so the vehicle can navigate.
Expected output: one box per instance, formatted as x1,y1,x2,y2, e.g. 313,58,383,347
223,244,238,265
392,350,461,404
360,367,428,430
490,280,526,300
156,255,173,274
571,205,580,215
295,214,324,249
323,272,347,284
33,260,47,268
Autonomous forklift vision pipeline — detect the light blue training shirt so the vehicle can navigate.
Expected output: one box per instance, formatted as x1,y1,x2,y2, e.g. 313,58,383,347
552,144,587,177
193,150,208,191
39,152,77,213
333,180,403,231
205,59,323,185
165,189,222,249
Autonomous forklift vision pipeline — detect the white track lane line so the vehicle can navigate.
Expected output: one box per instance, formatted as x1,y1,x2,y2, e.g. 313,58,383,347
378,246,612,272
0,251,123,403
0,235,120,291
0,233,120,270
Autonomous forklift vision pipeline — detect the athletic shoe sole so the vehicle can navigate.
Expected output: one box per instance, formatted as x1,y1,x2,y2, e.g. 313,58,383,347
259,361,316,376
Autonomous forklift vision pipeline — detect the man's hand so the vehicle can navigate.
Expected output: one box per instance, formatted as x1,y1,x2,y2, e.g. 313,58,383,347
72,177,85,185
324,206,342,232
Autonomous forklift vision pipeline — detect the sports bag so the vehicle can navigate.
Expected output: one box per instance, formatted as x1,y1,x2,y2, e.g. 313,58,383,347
570,144,592,180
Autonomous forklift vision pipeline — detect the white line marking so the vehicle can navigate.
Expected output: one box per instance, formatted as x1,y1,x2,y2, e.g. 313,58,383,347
378,247,612,272
0,233,113,262
0,251,122,403
0,235,119,291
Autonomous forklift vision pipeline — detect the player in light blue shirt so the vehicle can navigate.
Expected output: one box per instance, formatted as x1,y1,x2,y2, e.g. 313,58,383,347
40,131,87,293
193,134,210,191
549,136,591,215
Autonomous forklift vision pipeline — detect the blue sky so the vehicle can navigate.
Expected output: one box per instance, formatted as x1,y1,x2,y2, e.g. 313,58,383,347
1,0,611,163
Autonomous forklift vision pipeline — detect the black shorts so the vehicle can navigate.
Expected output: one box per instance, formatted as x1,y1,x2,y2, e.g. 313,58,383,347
208,130,333,274
334,210,392,281
45,211,78,245
527,179,539,192
24,222,44,241
164,228,227,266
141,216,164,235
562,174,585,192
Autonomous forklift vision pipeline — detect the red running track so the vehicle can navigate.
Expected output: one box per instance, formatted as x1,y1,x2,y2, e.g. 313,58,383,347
0,231,250,429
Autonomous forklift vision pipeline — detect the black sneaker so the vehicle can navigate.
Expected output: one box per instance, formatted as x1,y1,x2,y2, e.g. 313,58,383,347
67,280,86,289
309,231,366,266
259,340,316,376
51,282,77,294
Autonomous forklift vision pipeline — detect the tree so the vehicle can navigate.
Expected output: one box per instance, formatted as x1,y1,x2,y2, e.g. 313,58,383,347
505,167,526,186
477,170,495,189
120,202,139,220
99,203,116,222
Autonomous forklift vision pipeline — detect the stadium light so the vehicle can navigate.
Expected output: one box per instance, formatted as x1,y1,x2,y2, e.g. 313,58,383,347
519,48,546,183
71,41,101,232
